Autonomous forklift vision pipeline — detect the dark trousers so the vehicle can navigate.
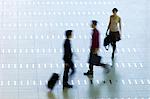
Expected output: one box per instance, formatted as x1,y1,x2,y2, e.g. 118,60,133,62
89,64,94,72
88,50,95,72
63,60,75,85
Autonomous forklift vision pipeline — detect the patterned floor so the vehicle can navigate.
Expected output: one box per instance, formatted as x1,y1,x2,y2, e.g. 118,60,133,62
0,0,150,99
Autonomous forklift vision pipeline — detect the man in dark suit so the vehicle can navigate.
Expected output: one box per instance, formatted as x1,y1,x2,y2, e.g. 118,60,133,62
63,30,75,88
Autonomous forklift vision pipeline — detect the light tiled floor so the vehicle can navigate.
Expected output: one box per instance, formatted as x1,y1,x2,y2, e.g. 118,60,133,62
0,0,150,99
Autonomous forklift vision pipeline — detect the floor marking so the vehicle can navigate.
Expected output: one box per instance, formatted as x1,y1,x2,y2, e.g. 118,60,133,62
96,80,100,84
128,63,131,68
134,63,137,68
40,80,42,85
8,81,10,86
58,80,61,85
139,63,143,68
122,48,125,53
71,80,74,85
134,80,138,85
80,63,83,68
20,81,23,86
77,80,80,85
0,81,4,86
141,80,144,84
33,80,36,85
128,79,132,85
84,80,87,85
121,63,125,68
127,48,131,53
14,81,17,86
147,80,150,84
133,48,136,52
27,80,29,86
116,63,119,67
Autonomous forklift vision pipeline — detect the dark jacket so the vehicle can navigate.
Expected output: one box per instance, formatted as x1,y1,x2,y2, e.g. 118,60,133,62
63,39,73,62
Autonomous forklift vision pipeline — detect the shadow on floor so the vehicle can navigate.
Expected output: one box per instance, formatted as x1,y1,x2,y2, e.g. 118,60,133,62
102,59,120,97
47,91,56,99
86,75,101,98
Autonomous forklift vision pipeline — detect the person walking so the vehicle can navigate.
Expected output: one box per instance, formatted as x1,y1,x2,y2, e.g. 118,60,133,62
106,8,122,60
84,20,100,75
63,30,75,88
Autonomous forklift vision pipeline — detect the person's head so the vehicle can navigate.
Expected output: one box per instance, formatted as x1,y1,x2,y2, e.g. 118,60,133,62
91,20,97,29
65,30,73,39
112,8,118,15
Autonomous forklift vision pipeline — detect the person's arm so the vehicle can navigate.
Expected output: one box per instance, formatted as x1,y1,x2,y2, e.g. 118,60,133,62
106,16,111,35
66,41,72,58
94,48,99,54
119,17,122,33
64,40,71,63
96,31,99,53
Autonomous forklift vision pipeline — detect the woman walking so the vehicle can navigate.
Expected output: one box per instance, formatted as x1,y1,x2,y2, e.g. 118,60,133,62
106,8,122,60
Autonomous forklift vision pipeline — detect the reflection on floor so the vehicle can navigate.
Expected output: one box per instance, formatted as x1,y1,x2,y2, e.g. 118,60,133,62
0,0,150,99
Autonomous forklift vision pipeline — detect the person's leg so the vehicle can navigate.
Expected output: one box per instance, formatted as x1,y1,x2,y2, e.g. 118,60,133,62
84,51,94,75
111,41,116,59
63,64,73,88
89,64,93,72
63,66,69,85
84,64,93,75
70,61,75,75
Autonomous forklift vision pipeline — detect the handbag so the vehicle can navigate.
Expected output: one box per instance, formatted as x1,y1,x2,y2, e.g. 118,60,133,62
103,33,111,50
89,54,102,65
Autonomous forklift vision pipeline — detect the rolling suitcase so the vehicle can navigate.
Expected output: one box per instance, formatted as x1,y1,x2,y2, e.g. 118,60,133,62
47,73,60,90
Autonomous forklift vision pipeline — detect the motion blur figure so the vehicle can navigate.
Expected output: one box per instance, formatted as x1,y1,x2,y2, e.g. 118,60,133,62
63,30,75,89
106,8,122,60
84,20,100,75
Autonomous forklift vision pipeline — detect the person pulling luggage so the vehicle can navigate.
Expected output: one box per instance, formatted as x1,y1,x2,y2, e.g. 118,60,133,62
63,30,75,88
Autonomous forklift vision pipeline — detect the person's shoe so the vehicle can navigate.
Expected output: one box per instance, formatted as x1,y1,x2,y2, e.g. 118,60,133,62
84,70,93,75
63,84,73,89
